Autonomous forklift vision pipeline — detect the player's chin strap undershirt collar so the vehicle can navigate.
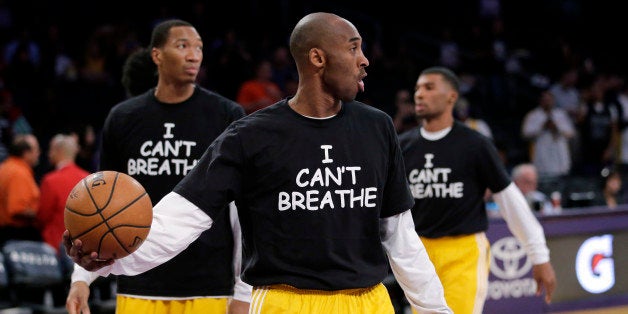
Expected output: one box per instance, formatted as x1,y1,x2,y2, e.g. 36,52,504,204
301,113,338,120
420,126,452,141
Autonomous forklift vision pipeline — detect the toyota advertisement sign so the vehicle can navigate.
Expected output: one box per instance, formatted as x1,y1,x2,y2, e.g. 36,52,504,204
484,206,628,313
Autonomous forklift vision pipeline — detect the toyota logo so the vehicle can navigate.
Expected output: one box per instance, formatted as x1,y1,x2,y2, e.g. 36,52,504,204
490,236,532,280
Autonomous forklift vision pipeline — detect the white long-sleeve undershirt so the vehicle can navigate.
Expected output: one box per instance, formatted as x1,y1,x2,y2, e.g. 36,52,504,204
493,183,550,264
72,192,252,301
381,210,452,314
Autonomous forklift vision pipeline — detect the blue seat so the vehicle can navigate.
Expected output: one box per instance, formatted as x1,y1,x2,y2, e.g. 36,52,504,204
2,240,67,313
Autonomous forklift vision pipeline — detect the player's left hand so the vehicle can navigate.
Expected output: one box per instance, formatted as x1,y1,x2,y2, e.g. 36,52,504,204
63,230,114,271
532,262,556,303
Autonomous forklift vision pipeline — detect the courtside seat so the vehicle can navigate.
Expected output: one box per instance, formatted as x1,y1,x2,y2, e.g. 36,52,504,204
0,250,31,314
2,240,67,314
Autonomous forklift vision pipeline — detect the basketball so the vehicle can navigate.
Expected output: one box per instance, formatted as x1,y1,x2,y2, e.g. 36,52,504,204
64,170,152,260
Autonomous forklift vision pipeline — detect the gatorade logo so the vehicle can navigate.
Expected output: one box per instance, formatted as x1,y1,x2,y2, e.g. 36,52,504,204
576,234,614,294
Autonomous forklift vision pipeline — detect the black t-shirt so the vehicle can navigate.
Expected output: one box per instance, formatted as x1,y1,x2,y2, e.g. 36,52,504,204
100,85,245,296
175,99,414,290
398,121,510,238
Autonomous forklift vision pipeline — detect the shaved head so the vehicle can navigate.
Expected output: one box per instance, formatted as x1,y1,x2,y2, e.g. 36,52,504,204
289,12,345,66
286,11,368,114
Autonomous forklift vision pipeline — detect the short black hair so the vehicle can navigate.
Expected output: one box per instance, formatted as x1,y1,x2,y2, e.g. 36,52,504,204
121,48,157,97
420,66,460,93
150,19,193,49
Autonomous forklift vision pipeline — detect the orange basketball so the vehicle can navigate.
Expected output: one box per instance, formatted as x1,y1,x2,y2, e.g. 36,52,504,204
64,170,152,260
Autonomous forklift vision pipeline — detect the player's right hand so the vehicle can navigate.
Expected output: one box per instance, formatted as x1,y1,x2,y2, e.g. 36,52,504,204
63,230,114,271
66,281,91,314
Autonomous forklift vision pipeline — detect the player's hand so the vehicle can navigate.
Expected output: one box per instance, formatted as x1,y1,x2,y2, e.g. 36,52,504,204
66,281,91,314
63,230,114,271
533,262,556,303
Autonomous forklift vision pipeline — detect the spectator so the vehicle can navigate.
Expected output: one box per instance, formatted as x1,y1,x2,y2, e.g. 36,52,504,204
549,67,581,122
611,77,628,191
0,133,41,246
548,68,583,171
577,81,619,176
511,163,550,213
37,134,89,252
236,59,284,114
521,88,575,192
592,168,624,209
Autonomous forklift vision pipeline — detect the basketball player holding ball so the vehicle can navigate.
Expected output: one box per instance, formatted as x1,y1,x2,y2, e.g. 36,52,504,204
65,19,249,314
66,12,451,314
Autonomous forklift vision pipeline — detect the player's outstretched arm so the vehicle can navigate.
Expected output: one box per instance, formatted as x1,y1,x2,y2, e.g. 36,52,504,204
64,192,213,277
380,210,452,314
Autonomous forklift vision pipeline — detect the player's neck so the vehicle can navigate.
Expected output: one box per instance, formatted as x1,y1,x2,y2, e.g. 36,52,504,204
154,83,196,104
421,115,454,132
288,93,341,118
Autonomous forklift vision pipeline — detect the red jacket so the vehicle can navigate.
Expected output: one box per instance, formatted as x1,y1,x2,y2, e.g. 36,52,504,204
38,162,89,251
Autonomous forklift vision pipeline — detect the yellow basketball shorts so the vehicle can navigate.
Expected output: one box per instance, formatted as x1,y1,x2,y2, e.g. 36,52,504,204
415,232,490,314
116,295,229,314
250,283,394,314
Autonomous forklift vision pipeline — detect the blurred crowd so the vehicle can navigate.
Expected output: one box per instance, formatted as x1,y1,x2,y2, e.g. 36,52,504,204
0,0,627,212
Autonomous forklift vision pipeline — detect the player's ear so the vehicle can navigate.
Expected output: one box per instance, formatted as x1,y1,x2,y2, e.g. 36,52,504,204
449,91,458,105
151,48,161,66
308,48,325,68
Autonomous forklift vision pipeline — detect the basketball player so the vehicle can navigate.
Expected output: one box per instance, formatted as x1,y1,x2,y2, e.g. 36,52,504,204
65,19,250,314
398,66,556,314
65,12,451,313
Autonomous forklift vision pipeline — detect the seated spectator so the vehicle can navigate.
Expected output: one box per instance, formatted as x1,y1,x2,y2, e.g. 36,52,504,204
592,168,624,209
511,163,551,213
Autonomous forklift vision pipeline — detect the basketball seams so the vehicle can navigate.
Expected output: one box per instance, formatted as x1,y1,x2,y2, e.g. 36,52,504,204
74,192,150,254
70,193,150,242
96,192,150,257
65,171,152,260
